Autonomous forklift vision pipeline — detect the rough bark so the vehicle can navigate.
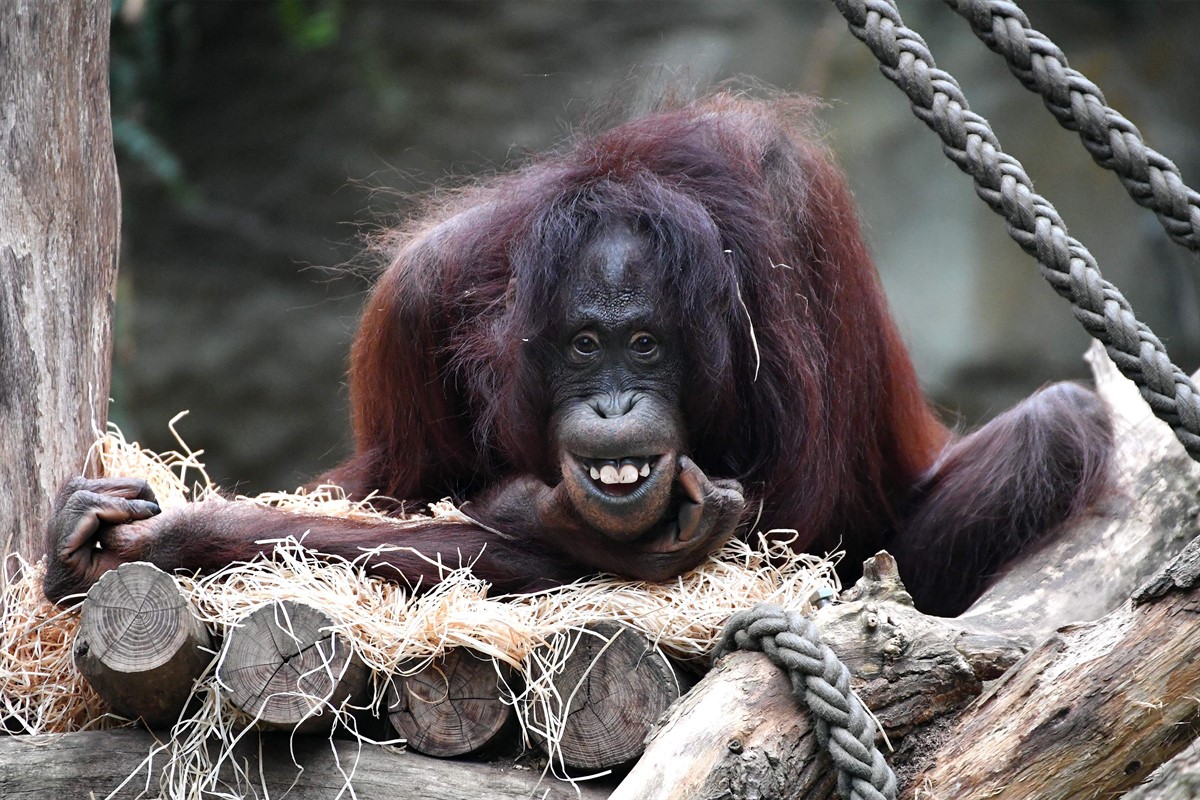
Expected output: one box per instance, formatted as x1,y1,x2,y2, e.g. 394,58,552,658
218,600,368,732
74,562,213,728
0,0,120,561
0,729,612,800
611,554,1027,800
387,648,517,757
902,578,1200,799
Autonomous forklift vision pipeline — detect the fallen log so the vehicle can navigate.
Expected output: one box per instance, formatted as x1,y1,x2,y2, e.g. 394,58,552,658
901,544,1200,798
613,346,1200,798
528,621,684,771
0,729,612,800
387,648,518,757
73,561,213,728
68,573,684,772
611,553,1026,799
218,600,368,732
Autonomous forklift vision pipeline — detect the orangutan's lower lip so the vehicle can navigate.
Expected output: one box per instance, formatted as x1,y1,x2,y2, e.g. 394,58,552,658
560,451,677,542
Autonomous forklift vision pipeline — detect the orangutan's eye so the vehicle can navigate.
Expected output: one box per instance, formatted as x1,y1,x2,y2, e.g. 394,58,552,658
630,333,658,356
572,332,600,356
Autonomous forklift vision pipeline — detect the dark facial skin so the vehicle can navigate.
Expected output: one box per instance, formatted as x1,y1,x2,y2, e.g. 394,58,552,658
546,226,684,540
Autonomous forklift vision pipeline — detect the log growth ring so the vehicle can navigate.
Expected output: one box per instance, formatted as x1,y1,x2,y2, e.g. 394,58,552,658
79,561,192,673
533,622,682,770
219,601,365,726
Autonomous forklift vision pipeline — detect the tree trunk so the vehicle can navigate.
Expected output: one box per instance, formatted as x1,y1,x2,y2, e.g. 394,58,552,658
0,1,121,562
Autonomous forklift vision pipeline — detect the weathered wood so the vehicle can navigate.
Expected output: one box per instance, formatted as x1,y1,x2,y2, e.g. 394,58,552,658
886,355,1200,796
0,729,613,800
1123,744,1200,800
218,600,368,731
903,574,1200,798
611,649,835,799
387,648,517,757
613,349,1200,799
617,541,1200,799
1133,535,1200,604
611,553,1025,799
74,562,213,727
959,343,1200,639
529,621,683,771
0,0,121,561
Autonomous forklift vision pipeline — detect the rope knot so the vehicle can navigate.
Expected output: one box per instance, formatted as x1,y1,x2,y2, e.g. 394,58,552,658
718,602,897,800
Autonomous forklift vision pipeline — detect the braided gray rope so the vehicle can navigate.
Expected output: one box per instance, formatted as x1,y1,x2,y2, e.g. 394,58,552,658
831,0,1200,460
944,0,1200,253
717,604,897,800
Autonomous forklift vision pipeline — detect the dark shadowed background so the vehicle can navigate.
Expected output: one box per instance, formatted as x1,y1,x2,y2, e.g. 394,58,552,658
107,0,1200,494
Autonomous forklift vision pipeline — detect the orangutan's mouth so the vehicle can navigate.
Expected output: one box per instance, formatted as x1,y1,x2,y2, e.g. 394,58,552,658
571,454,665,500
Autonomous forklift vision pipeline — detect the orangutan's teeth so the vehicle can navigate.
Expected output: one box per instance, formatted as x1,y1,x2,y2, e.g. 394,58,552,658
599,464,621,484
639,463,651,478
589,466,601,481
618,464,639,484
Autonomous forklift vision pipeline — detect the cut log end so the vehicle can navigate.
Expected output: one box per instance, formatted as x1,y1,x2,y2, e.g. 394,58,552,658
74,562,213,727
218,600,367,731
529,622,682,771
387,649,516,757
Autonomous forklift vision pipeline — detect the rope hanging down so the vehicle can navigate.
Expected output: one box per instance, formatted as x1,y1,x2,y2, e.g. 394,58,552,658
944,0,1200,254
717,604,898,800
830,0,1200,461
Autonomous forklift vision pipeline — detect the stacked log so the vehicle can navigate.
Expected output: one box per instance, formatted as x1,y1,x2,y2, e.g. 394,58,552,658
526,621,684,771
73,573,681,770
386,649,516,757
218,600,369,732
73,561,212,728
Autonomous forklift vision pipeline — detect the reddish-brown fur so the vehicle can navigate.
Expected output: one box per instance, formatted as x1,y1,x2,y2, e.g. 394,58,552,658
333,95,951,546
44,93,1111,616
324,93,1109,613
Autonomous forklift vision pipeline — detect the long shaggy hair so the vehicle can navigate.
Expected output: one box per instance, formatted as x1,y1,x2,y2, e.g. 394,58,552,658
330,92,1111,614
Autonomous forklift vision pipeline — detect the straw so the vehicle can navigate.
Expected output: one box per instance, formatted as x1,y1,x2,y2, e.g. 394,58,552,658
0,425,837,796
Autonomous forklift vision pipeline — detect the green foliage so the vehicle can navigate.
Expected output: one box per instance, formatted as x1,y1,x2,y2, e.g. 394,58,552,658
109,0,193,196
277,0,342,52
111,118,187,197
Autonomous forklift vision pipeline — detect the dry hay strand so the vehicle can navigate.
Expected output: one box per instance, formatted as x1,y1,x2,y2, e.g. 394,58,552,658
2,424,839,796
0,555,111,734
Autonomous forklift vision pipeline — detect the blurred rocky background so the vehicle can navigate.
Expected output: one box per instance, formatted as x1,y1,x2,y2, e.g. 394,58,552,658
108,0,1200,493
